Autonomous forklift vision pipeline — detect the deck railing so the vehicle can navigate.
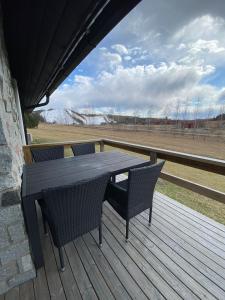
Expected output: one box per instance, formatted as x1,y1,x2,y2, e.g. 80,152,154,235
23,138,225,204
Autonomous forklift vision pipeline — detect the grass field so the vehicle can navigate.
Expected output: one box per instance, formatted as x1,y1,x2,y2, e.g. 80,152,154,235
29,123,225,225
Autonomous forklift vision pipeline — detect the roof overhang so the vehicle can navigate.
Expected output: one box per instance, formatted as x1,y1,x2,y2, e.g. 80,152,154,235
2,0,141,110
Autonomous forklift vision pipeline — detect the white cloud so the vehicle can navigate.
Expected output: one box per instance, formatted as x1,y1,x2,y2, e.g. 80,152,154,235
100,50,122,71
50,61,222,117
173,15,225,43
124,55,132,61
189,39,225,55
177,43,186,50
111,44,128,55
171,15,225,66
46,1,225,118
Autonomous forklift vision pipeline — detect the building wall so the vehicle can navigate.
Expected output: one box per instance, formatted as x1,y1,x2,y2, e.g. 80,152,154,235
0,7,35,295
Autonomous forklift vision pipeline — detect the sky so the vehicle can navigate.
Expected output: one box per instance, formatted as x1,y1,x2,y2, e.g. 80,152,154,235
45,0,225,119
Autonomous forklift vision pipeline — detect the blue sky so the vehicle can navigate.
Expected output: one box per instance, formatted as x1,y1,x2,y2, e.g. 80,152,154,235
46,0,225,119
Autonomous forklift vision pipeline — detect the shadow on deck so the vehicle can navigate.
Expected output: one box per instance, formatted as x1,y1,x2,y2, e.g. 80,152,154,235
3,188,225,299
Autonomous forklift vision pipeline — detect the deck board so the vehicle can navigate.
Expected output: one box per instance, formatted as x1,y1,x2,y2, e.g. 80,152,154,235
19,280,35,300
155,191,225,235
154,198,225,245
104,205,220,300
139,212,225,287
153,204,225,267
3,176,225,299
154,201,225,253
51,239,82,300
83,233,131,300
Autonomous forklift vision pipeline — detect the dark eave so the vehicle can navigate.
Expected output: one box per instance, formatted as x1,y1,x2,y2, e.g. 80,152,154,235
1,0,141,110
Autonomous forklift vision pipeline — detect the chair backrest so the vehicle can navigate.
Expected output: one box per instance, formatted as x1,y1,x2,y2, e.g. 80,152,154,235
71,143,95,156
127,161,165,218
31,146,64,162
42,173,110,247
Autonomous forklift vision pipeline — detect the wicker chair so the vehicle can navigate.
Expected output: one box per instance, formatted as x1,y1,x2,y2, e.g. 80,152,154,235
106,161,165,241
31,146,64,233
31,146,64,162
41,173,110,271
71,143,95,156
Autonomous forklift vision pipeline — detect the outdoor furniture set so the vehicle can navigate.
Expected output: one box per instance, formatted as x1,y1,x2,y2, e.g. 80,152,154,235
22,143,164,271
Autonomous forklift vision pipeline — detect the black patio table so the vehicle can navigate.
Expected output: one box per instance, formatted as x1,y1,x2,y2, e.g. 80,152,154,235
22,151,148,269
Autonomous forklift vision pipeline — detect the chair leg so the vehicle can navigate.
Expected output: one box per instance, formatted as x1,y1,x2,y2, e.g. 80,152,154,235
149,207,152,225
42,214,48,235
99,220,102,247
111,175,116,183
58,247,65,272
126,220,129,242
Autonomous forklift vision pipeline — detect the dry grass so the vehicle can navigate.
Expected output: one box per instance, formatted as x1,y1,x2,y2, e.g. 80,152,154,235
29,123,225,225
30,123,225,159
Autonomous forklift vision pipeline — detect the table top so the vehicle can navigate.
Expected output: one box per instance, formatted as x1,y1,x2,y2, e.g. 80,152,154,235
22,151,148,201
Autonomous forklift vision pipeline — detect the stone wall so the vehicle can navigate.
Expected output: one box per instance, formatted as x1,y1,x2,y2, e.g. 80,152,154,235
0,5,35,295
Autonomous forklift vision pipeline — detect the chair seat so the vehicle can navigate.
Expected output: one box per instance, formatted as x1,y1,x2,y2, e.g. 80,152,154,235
106,161,165,240
106,179,128,219
116,179,128,190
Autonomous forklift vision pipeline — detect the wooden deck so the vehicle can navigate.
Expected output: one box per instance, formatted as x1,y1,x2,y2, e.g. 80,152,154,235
3,177,225,299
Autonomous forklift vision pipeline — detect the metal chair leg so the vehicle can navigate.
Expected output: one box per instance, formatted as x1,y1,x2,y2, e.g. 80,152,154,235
126,220,129,242
42,214,48,235
58,247,65,272
111,175,116,183
149,207,152,225
99,220,102,247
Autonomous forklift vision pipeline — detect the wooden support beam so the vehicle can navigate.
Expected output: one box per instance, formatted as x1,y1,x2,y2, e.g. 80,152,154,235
23,146,33,164
150,152,157,163
100,141,104,152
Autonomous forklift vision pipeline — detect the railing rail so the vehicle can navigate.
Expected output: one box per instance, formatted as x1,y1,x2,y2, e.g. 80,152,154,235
102,139,225,175
102,139,225,204
23,138,225,204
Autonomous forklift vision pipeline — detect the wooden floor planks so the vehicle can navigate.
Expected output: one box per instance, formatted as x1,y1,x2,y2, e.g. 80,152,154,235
2,184,225,300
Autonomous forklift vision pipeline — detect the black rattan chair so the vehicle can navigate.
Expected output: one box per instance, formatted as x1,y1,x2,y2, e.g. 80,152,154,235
71,143,95,156
41,173,110,271
105,161,165,241
31,146,64,162
31,146,64,234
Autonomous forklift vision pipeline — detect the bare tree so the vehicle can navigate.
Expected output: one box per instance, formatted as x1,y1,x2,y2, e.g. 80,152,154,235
116,107,121,125
174,99,181,129
206,105,214,129
219,103,225,128
133,109,140,127
162,104,171,130
147,105,154,129
181,98,189,129
193,97,201,129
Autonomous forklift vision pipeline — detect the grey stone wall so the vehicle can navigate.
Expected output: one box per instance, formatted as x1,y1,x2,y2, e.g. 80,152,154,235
0,6,35,295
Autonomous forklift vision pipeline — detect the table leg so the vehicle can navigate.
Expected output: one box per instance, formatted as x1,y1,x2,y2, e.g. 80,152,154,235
22,198,44,269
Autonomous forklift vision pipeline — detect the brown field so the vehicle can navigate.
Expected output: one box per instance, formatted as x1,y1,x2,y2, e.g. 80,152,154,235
30,123,225,159
29,123,225,224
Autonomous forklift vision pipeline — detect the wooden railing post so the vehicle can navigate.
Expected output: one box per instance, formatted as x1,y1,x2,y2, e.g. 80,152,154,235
100,141,104,152
150,151,157,163
23,146,33,164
